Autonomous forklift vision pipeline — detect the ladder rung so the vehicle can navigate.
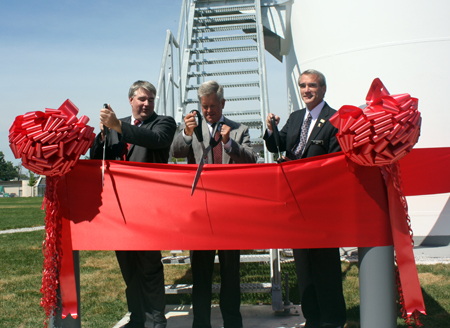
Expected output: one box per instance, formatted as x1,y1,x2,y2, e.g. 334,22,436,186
192,33,257,43
185,95,260,104
250,138,264,145
190,45,257,54
235,119,263,129
194,14,256,25
165,283,272,295
193,23,257,33
196,4,256,15
223,109,262,116
186,81,259,91
189,56,258,66
188,68,258,77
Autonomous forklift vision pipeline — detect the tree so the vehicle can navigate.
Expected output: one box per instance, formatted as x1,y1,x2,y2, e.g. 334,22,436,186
0,151,19,181
28,171,37,187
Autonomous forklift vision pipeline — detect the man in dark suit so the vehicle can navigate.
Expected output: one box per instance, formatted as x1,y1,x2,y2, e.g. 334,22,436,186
171,80,257,328
264,70,346,328
90,80,176,328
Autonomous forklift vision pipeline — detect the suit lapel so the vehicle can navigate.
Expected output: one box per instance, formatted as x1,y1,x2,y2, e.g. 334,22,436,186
201,120,213,164
222,117,235,164
289,109,305,151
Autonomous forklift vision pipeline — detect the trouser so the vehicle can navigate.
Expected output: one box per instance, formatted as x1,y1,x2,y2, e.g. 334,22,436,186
190,250,243,328
116,250,167,328
293,248,346,328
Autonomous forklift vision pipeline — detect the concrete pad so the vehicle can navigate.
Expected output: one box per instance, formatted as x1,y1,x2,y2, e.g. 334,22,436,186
114,304,306,328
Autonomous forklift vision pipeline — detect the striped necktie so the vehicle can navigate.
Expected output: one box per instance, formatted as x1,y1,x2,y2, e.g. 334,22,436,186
292,112,312,159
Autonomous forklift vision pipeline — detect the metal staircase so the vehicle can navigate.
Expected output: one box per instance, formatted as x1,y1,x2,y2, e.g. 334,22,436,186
155,0,293,313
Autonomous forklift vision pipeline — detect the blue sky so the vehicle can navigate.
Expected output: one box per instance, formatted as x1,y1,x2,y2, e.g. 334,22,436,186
0,0,286,166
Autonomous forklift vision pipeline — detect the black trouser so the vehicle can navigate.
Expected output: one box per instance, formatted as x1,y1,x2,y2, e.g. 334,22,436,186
116,250,166,328
190,250,242,328
293,248,346,328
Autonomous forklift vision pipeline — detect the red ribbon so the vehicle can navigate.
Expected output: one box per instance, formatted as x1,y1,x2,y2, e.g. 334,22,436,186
54,147,450,323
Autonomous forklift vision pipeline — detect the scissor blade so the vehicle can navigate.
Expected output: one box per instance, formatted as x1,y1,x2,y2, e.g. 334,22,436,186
191,158,205,196
102,134,107,188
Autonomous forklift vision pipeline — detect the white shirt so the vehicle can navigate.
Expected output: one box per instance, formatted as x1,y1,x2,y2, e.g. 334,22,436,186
303,100,325,141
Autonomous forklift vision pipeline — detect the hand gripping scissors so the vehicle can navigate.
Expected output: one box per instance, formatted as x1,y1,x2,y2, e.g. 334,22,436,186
190,109,225,195
102,103,109,188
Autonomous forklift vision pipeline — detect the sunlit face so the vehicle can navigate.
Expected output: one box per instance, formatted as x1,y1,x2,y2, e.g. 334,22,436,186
129,88,155,122
299,74,326,110
200,93,225,124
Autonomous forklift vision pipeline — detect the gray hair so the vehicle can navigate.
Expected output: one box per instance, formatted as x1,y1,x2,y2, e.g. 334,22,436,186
299,69,327,87
128,80,157,99
197,80,224,102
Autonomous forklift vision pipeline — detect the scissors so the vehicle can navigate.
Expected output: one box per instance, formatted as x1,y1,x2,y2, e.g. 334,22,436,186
102,103,109,188
190,109,225,195
271,116,285,163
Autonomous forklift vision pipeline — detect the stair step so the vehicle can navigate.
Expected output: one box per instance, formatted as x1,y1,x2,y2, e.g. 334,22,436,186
193,33,257,43
187,81,259,91
194,14,256,25
165,282,272,295
161,254,293,264
250,137,264,145
189,56,258,66
234,119,263,129
190,45,257,54
223,109,262,116
193,23,257,33
188,68,258,78
185,95,260,104
196,4,256,15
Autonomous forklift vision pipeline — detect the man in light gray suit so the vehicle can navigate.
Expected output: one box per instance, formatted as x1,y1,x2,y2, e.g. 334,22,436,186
171,80,257,328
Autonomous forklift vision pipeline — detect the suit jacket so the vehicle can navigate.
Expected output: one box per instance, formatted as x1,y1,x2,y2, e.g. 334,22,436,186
264,102,341,159
90,112,177,163
171,116,257,164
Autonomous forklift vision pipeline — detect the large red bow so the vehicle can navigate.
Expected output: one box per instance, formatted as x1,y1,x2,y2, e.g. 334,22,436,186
330,79,425,326
8,99,95,326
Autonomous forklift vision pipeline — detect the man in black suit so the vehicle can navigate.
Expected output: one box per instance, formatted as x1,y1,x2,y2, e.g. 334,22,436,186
264,70,346,328
90,80,176,328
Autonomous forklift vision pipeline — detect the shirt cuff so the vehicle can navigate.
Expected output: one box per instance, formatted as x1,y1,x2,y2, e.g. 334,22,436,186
182,129,193,145
224,139,232,153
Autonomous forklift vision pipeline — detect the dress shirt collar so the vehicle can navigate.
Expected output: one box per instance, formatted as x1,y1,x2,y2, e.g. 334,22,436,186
306,100,325,121
132,116,143,127
207,116,225,135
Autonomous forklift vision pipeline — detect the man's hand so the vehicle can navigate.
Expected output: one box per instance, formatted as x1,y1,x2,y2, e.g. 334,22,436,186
183,112,198,136
220,124,231,144
100,105,122,135
277,155,291,163
266,113,280,132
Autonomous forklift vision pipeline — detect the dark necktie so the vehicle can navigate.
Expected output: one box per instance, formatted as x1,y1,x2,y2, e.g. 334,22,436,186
212,123,222,164
292,112,312,159
121,119,141,160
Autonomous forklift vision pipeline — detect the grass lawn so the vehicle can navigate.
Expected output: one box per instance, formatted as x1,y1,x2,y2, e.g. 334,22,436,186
1,197,449,327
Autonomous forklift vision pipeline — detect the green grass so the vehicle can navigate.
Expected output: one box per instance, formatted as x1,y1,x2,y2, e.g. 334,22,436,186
1,198,449,327
0,196,45,230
